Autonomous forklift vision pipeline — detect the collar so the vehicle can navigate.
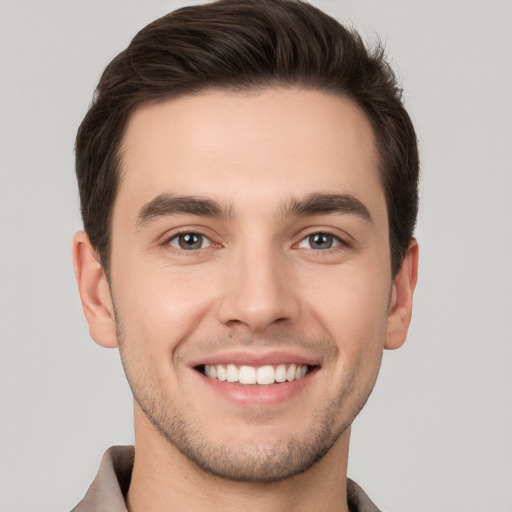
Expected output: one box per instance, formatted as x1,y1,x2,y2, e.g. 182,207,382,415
72,446,381,512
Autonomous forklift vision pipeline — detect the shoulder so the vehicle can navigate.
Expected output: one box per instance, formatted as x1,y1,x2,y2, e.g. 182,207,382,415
347,478,382,512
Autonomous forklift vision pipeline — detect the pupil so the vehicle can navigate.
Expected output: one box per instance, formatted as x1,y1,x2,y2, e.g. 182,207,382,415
310,233,332,249
180,233,201,249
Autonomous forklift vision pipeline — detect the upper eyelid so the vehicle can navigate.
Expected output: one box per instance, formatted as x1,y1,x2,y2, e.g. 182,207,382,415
296,232,346,249
295,227,353,245
161,226,217,242
168,232,212,249
165,231,214,244
158,226,353,248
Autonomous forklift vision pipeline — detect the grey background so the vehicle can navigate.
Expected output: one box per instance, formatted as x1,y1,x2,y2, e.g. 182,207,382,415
1,1,511,510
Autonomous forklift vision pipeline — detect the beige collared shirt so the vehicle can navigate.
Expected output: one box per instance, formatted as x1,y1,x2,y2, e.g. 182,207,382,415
72,446,381,512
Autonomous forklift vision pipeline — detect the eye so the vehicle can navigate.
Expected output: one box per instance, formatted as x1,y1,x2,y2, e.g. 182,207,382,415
297,232,342,250
168,232,212,250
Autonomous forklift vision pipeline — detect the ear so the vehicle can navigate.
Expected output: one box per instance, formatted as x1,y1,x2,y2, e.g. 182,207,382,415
72,231,118,348
384,239,419,350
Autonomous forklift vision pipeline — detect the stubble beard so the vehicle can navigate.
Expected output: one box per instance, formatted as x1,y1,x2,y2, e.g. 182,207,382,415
115,315,382,483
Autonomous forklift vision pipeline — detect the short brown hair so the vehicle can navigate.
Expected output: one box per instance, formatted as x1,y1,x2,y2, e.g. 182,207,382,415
76,0,419,277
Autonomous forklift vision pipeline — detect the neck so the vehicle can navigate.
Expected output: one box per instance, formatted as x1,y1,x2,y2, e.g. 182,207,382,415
126,407,351,512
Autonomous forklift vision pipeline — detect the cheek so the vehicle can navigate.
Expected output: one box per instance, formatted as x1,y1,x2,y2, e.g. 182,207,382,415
303,263,391,353
112,260,218,350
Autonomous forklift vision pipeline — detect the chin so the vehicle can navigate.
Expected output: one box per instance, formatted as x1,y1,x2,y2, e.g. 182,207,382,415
140,394,353,484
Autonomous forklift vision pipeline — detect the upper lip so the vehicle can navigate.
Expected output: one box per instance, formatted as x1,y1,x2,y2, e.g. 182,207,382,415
188,350,321,368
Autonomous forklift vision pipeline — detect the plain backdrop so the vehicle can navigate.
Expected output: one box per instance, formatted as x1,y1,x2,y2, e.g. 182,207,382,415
1,1,511,511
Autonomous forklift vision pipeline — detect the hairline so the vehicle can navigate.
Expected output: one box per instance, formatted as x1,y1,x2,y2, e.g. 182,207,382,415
102,83,394,278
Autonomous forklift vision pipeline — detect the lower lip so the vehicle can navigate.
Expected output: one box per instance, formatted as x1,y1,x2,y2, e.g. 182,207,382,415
196,369,316,407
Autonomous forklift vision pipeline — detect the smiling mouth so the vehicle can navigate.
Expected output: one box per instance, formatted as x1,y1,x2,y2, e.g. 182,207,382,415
197,363,314,385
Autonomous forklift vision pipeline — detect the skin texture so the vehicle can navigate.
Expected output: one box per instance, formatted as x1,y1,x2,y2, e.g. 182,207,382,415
73,88,418,512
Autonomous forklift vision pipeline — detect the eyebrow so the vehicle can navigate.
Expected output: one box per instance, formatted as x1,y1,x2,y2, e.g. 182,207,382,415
285,193,373,223
136,194,233,227
136,192,373,227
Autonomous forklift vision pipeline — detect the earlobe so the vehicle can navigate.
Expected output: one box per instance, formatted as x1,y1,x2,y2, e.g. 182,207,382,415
384,239,419,350
72,231,119,348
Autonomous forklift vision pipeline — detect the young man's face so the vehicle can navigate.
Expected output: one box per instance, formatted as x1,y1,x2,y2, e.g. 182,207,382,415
76,88,416,482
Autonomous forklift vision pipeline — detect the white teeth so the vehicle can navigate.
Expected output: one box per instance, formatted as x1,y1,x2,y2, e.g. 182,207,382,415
257,365,275,385
275,364,287,383
296,365,307,379
216,365,227,381
226,364,238,383
286,364,296,382
203,363,310,385
239,365,256,385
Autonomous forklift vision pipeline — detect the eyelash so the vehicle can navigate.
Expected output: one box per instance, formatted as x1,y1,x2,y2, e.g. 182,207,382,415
296,232,347,251
165,231,215,251
163,230,348,253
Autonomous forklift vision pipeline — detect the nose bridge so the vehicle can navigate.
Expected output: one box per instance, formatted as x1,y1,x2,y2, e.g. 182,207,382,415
217,233,300,332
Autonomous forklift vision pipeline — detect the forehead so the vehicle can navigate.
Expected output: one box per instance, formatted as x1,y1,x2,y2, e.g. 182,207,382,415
116,88,385,223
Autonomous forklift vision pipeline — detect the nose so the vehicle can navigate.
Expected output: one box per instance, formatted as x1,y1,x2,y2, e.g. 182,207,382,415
217,244,301,333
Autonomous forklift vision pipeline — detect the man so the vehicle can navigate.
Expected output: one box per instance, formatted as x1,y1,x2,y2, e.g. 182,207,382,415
71,0,419,510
